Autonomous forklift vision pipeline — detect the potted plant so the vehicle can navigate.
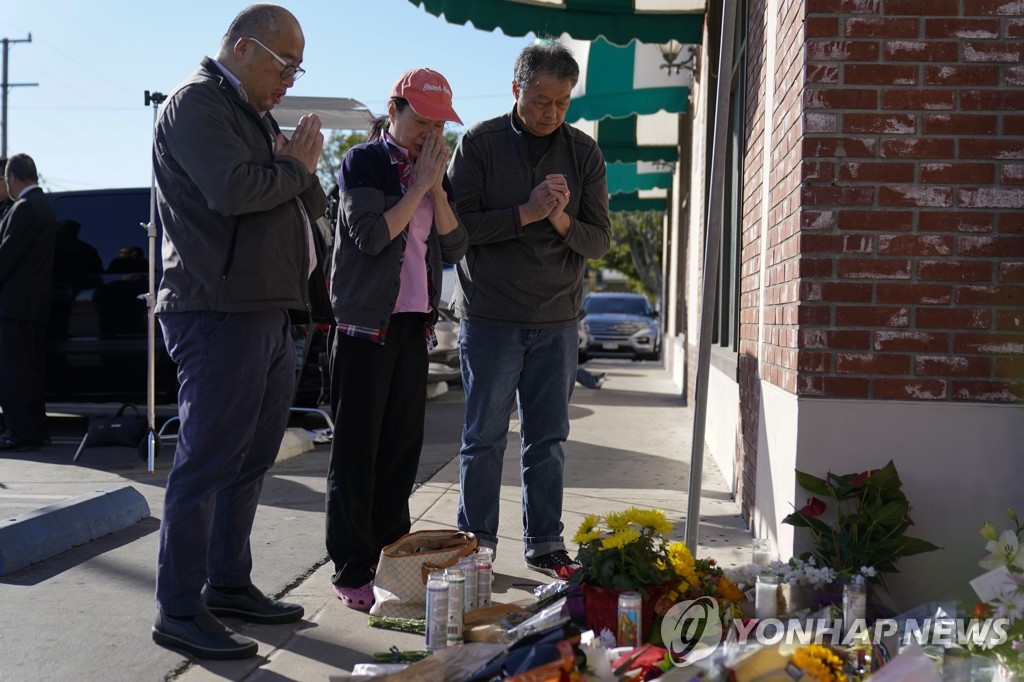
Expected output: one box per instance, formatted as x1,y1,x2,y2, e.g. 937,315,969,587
781,460,940,607
570,507,679,641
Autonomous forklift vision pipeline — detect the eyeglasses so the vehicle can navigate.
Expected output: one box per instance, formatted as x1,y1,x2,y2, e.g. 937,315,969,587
246,36,306,82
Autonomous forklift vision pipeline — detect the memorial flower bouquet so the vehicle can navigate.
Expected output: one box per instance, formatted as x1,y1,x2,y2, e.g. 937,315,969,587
781,460,940,586
571,507,676,598
970,507,1024,678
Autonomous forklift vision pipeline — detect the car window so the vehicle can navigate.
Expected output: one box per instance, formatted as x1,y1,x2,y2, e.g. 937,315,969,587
48,189,156,274
583,296,651,316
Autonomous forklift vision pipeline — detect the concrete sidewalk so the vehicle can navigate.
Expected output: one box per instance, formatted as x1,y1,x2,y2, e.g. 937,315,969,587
0,360,753,681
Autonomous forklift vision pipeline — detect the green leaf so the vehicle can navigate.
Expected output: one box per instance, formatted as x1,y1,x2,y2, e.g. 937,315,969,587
795,470,830,496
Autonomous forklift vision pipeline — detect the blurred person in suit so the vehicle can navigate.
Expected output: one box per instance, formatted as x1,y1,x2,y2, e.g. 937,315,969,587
0,154,58,451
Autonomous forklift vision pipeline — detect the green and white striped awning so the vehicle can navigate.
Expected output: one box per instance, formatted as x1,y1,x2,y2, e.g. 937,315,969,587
571,111,679,164
407,0,705,46
606,160,675,195
609,189,668,212
562,34,693,121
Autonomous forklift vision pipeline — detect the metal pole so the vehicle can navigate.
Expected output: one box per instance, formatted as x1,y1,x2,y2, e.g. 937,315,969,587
143,90,166,474
684,0,738,553
1,34,37,159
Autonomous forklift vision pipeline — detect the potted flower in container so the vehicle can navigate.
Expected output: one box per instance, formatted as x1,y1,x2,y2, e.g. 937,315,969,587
780,459,939,616
570,507,678,642
969,507,1024,681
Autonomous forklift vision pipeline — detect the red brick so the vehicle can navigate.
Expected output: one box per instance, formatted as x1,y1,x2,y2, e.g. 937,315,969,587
801,280,874,302
838,210,914,231
823,376,872,398
807,63,841,84
805,88,878,109
799,305,832,325
845,64,918,86
959,139,1024,160
836,352,911,374
1011,19,1024,39
959,187,1024,209
885,0,957,15
802,185,876,206
923,65,1001,87
962,90,1024,111
916,307,992,329
800,329,872,350
1008,66,1024,87
876,283,953,305
884,40,959,61
801,233,874,254
878,234,953,256
919,212,994,233
807,40,881,61
807,16,841,38
874,330,949,352
919,260,994,281
846,18,919,38
873,379,948,400
1005,116,1024,136
973,0,1024,17
916,355,991,377
879,185,954,208
880,138,955,159
802,160,838,181
995,356,1024,375
952,381,1024,403
956,285,1024,306
807,0,881,14
963,41,1024,64
806,113,838,133
925,18,1001,39
839,162,915,183
920,162,995,185
804,137,877,158
882,90,956,110
958,235,1024,257
839,258,912,279
922,114,998,135
996,310,1024,330
953,332,1024,355
798,351,830,372
836,305,910,327
844,114,917,135
1004,213,1024,233
800,258,836,277
802,210,837,230
1003,164,1024,185
1000,262,1024,282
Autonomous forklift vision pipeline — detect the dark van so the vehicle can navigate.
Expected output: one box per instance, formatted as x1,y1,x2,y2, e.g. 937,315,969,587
45,188,328,407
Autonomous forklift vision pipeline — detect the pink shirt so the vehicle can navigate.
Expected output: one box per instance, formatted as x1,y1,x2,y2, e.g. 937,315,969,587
385,134,432,315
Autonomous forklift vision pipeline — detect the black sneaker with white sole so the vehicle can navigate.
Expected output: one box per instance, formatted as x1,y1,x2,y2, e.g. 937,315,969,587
525,549,582,579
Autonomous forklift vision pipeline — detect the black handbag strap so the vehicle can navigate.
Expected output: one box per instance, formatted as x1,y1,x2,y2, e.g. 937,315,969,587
115,403,142,418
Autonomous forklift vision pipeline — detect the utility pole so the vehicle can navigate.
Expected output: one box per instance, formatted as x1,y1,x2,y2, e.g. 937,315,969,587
2,34,39,158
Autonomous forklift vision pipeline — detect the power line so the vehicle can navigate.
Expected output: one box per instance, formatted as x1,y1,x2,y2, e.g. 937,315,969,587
1,33,38,158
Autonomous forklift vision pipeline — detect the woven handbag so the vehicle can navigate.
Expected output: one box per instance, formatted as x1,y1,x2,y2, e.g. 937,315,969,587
369,529,478,618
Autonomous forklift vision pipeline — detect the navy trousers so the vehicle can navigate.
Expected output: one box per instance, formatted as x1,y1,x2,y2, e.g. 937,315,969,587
155,310,294,616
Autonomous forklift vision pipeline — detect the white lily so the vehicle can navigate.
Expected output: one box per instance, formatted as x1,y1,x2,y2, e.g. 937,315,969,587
980,529,1024,571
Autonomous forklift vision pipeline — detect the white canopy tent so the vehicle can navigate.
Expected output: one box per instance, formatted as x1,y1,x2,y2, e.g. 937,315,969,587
275,96,373,131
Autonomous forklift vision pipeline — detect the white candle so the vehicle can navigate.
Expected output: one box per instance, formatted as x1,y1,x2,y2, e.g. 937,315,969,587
755,573,779,620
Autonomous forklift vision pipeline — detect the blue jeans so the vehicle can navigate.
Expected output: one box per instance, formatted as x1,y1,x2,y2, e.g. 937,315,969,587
457,319,577,559
156,310,294,616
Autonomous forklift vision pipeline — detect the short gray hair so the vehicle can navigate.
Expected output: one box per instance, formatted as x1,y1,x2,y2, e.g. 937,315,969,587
514,40,579,91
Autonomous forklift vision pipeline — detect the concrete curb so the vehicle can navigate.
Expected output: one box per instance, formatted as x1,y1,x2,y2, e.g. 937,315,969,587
0,484,150,576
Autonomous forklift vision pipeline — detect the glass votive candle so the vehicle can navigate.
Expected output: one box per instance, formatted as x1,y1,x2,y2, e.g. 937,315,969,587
752,537,771,566
755,573,779,620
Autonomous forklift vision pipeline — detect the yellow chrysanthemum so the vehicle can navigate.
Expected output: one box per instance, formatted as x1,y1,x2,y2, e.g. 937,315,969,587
600,527,640,550
604,510,631,532
717,577,743,603
791,645,847,682
572,514,602,544
666,541,698,585
628,508,674,536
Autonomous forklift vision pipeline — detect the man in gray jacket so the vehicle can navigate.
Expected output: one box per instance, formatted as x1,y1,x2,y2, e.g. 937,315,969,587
449,41,610,579
151,3,325,660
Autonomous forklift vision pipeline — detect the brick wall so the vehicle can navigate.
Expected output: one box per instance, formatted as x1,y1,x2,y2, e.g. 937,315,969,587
791,0,1024,402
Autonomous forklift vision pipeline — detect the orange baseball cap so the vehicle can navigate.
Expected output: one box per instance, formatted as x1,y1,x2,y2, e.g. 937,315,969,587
390,67,463,125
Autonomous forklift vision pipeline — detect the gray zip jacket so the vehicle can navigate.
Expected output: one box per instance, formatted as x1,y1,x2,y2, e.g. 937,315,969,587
153,57,327,316
449,110,610,328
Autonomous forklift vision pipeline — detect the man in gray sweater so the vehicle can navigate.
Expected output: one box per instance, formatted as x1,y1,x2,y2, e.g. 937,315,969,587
449,40,611,579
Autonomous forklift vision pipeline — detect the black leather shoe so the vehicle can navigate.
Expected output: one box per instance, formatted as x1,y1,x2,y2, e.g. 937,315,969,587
152,610,258,660
0,435,41,452
203,584,304,625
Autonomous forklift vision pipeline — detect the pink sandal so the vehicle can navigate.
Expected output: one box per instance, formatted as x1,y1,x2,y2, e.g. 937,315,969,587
332,581,374,612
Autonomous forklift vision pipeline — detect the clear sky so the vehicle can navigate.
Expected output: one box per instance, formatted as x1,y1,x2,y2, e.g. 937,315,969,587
2,0,534,192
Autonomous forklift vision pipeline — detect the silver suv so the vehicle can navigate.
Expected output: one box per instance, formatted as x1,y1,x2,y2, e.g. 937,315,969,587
579,292,661,361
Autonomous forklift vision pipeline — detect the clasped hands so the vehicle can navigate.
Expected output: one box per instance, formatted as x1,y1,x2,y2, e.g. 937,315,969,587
522,174,571,227
275,113,324,174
